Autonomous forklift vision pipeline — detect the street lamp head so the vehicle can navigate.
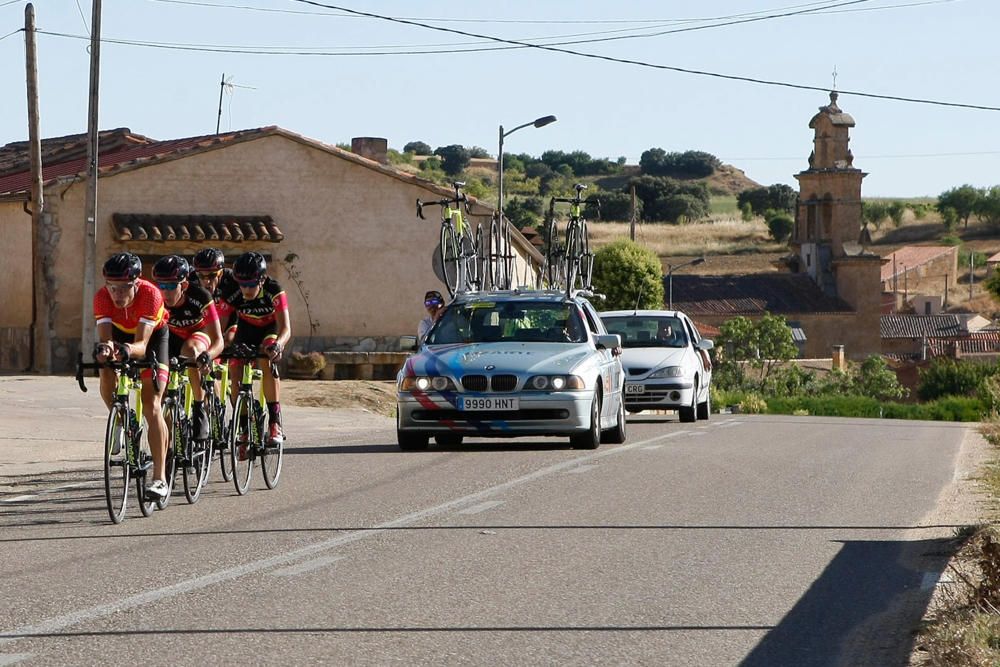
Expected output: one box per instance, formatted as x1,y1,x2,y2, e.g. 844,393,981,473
533,115,557,128
692,256,706,266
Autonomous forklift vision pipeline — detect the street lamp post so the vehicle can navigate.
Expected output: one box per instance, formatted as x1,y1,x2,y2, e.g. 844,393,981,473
667,257,705,310
497,115,557,220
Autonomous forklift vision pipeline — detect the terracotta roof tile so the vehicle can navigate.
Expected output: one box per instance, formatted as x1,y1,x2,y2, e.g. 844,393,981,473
669,274,852,315
880,246,956,283
880,314,962,338
112,213,283,243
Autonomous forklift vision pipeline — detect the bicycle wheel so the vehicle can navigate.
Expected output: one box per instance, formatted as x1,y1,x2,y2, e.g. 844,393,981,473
229,394,254,495
157,402,180,510
545,216,563,289
136,415,156,517
260,421,284,490
502,221,515,289
471,225,485,290
103,405,131,524
579,219,593,290
564,224,581,297
183,405,210,504
439,224,460,297
489,216,504,290
212,392,233,482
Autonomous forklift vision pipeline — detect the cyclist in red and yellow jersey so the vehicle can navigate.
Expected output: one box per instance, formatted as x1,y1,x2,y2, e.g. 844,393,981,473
222,251,291,446
93,253,171,500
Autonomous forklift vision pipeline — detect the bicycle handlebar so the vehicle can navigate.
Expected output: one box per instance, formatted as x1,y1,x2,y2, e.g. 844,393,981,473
75,350,161,393
219,345,280,379
416,194,469,220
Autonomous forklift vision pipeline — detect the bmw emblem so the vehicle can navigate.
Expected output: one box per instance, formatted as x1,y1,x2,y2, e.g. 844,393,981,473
485,364,496,371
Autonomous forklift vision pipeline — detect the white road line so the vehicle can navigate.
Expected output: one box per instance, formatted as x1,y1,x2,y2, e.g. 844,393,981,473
458,500,505,515
716,421,743,428
641,445,663,451
0,654,31,666
1,482,97,504
0,430,671,647
270,556,346,578
0,496,37,503
566,464,599,474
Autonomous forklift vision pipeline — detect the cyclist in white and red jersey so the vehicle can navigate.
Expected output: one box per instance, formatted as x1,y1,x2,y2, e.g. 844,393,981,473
93,252,171,500
222,251,291,445
153,255,224,441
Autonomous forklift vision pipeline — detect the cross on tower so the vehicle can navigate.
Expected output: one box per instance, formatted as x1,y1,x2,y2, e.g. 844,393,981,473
832,65,838,91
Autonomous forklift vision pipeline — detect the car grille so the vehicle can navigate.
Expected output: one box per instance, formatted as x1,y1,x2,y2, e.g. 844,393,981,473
411,409,569,422
462,375,488,392
461,374,519,392
625,387,685,405
491,375,518,392
627,367,651,377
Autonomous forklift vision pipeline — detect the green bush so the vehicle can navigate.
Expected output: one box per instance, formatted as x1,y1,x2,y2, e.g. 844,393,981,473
591,239,664,310
918,358,994,401
766,212,794,242
766,394,984,421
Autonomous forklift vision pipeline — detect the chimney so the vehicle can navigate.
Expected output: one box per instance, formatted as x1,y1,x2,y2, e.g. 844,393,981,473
351,137,388,164
831,344,845,371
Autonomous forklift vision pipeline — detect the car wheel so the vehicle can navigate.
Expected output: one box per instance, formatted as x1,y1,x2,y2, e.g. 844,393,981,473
571,389,601,450
397,430,430,451
697,387,711,421
678,380,697,423
434,433,463,446
601,397,627,444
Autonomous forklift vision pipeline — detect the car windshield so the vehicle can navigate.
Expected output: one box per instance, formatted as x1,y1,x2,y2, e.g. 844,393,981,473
602,315,689,348
426,300,588,345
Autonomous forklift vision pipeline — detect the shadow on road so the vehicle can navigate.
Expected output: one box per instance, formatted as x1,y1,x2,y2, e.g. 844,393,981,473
740,536,964,667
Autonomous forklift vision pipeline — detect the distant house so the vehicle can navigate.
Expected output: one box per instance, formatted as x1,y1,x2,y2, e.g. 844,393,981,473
880,245,958,313
0,127,543,372
880,314,996,359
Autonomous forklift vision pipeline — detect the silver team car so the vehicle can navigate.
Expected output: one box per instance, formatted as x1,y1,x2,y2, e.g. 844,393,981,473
599,309,714,422
396,290,626,450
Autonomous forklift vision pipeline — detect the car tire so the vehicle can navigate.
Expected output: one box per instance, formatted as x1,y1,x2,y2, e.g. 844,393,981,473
571,389,601,450
601,397,627,444
697,387,711,421
678,380,697,423
434,433,463,446
397,430,430,451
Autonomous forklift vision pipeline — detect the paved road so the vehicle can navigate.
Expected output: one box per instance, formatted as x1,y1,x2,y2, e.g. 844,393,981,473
0,377,982,666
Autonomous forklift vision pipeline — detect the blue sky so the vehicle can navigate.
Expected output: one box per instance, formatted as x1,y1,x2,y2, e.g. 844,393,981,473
1,0,997,197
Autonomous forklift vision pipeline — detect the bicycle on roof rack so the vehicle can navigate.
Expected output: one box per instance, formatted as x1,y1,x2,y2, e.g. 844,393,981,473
417,181,483,297
487,208,516,291
545,183,599,297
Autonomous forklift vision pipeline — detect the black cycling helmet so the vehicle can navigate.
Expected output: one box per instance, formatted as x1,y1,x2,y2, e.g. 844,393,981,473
102,252,142,281
192,247,225,271
152,255,191,282
233,251,267,283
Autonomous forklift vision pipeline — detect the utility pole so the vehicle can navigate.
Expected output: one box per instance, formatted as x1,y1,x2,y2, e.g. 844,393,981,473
969,251,975,302
629,184,636,241
25,3,49,372
81,0,102,358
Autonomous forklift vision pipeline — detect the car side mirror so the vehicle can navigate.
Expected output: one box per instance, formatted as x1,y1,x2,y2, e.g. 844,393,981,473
399,335,418,352
596,333,621,351
696,339,715,351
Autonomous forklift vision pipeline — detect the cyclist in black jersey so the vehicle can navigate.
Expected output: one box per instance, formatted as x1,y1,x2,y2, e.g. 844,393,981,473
223,252,291,445
191,248,239,345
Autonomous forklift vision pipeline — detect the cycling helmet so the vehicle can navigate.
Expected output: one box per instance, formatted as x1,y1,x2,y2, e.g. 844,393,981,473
233,251,267,283
192,247,225,271
152,255,191,282
102,253,142,281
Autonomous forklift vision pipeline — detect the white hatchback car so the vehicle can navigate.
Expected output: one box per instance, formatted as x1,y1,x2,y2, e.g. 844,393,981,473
599,310,713,421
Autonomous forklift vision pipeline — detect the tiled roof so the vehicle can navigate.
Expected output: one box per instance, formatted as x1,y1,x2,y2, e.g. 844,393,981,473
112,213,283,243
926,332,1000,356
668,274,852,315
880,314,963,338
880,246,956,283
987,251,1000,263
692,320,721,338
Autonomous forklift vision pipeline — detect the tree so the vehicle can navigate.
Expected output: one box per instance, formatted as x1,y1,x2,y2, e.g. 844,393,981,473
852,355,906,401
974,186,1000,229
766,212,794,242
433,144,471,176
590,239,664,311
937,184,980,229
639,148,720,179
886,201,908,228
504,196,544,230
467,146,490,159
403,141,432,155
716,314,796,385
588,191,637,222
861,200,890,230
737,184,796,217
627,175,710,224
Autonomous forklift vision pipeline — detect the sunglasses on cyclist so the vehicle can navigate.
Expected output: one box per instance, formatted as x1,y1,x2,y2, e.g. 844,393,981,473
197,270,222,279
157,282,180,291
238,279,261,288
425,299,442,307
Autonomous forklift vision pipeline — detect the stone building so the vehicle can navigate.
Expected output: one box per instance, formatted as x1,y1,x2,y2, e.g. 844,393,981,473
0,127,543,372
671,92,885,360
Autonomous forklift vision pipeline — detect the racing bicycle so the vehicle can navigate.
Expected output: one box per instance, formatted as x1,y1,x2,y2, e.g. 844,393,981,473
546,183,599,295
162,356,213,505
76,350,160,524
221,345,283,495
417,181,483,297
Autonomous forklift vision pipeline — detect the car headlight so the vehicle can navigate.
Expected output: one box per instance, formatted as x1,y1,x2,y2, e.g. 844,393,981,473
525,375,585,391
399,375,457,392
648,366,684,379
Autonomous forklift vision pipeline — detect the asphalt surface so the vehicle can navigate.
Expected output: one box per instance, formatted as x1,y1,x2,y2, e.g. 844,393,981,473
0,376,981,666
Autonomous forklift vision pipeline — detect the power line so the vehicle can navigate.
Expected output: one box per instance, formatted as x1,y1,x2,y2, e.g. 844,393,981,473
288,0,1000,112
0,27,21,42
724,150,1000,161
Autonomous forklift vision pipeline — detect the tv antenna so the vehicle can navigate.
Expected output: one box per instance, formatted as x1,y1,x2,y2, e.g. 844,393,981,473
216,73,256,134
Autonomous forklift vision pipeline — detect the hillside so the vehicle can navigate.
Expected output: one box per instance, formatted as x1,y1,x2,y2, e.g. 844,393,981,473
591,163,760,197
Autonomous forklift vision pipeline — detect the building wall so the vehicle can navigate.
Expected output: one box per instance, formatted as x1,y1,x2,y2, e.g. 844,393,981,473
32,135,535,371
691,311,873,360
880,249,958,294
0,200,34,370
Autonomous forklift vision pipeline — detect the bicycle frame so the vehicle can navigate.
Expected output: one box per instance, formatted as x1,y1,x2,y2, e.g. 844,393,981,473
546,184,598,295
417,181,480,296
